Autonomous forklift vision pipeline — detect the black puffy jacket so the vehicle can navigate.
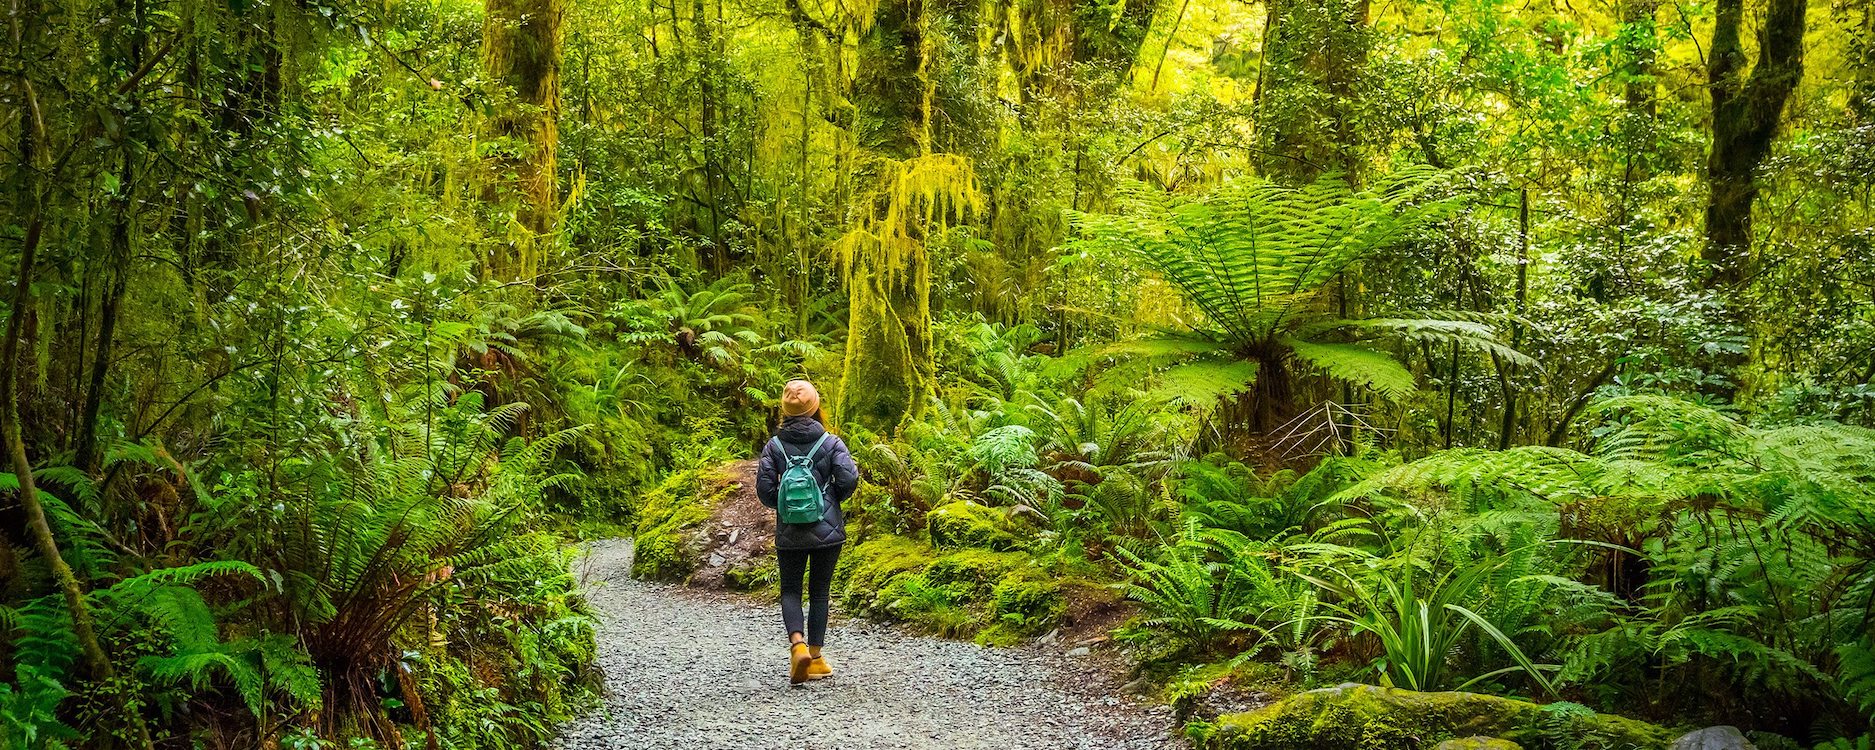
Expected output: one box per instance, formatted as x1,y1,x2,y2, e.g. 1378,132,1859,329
755,416,859,550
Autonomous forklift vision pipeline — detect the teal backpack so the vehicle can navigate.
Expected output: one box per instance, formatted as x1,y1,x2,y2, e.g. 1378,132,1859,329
772,434,830,525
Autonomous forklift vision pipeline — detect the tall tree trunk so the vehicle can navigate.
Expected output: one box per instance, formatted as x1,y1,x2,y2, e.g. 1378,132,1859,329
1621,0,1658,119
76,149,134,475
1703,0,1807,289
6,227,141,745
839,0,951,431
694,0,727,273
1854,0,1874,121
482,0,565,279
3,56,150,743
1496,189,1530,449
853,0,928,160
1255,0,1370,183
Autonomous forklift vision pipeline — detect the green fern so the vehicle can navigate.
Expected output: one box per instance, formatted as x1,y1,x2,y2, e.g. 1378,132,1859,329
1063,168,1526,421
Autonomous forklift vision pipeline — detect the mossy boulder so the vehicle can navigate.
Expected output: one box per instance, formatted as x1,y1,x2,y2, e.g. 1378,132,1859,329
1195,684,1674,750
721,557,777,591
926,501,1031,551
989,577,1063,629
630,470,717,581
834,534,936,613
973,575,1065,646
923,549,1029,595
1437,738,1523,750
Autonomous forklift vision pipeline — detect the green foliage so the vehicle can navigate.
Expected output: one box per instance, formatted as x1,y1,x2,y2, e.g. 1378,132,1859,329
7,0,1875,737
834,535,940,615
1113,525,1307,657
628,469,719,582
1063,168,1529,427
1291,539,1564,695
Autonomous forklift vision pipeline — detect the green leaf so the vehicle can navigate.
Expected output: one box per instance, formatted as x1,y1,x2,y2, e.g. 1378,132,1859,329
1286,338,1416,399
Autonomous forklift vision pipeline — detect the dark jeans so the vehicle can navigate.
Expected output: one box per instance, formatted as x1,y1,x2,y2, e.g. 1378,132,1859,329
777,544,842,646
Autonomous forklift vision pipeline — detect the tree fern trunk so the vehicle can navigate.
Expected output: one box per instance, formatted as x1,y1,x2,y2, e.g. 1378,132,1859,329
1252,354,1293,433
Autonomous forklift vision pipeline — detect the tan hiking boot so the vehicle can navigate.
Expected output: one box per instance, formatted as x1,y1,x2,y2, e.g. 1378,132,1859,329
807,646,833,679
789,642,812,685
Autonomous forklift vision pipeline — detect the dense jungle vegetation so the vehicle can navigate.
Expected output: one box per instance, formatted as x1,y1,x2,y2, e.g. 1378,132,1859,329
3,0,1875,741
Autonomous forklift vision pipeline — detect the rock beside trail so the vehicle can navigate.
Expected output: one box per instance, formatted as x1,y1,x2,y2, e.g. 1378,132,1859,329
1671,727,1757,750
678,460,777,590
1195,683,1675,750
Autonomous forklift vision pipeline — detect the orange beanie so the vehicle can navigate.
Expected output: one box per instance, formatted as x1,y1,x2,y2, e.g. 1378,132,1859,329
780,380,820,417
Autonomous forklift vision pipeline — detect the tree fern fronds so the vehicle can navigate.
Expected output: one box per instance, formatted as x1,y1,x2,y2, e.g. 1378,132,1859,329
1146,360,1260,408
1324,317,1539,369
970,425,1040,476
1837,641,1875,722
96,560,263,595
1286,339,1417,399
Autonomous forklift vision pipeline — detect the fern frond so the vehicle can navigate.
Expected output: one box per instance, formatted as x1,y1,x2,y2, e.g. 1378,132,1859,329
1286,338,1416,399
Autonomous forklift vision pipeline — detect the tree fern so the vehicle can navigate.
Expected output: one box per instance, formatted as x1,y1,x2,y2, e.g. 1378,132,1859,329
1064,168,1526,427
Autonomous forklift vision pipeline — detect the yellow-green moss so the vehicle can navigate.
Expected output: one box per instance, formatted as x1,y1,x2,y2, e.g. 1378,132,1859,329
879,575,975,636
1194,684,1674,750
988,577,1062,630
926,501,1029,550
1436,738,1523,750
834,534,938,613
630,469,720,582
923,549,1029,594
972,622,1027,647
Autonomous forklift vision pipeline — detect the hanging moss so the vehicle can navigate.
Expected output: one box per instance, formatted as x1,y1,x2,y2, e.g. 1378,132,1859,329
835,153,982,431
480,0,566,280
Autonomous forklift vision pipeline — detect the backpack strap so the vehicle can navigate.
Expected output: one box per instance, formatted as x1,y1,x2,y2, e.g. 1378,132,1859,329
803,433,831,461
772,433,831,463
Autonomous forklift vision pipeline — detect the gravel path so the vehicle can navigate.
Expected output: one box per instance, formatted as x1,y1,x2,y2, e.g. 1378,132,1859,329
553,538,1185,750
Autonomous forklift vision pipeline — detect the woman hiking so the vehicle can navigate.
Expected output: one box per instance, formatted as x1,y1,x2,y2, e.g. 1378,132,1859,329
755,379,859,685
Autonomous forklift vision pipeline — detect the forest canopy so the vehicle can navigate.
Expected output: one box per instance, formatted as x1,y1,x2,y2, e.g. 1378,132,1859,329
3,0,1875,743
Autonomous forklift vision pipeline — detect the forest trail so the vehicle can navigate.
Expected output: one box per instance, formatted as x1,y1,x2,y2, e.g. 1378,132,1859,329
551,538,1185,750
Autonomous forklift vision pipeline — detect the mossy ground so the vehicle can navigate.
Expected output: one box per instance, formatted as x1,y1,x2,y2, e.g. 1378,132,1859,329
630,468,733,581
824,531,1083,645
926,500,1034,550
1190,684,1678,750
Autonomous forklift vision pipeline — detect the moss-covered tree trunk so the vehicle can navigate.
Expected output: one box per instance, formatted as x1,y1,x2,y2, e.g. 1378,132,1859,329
1620,0,1658,120
854,0,928,160
839,0,939,431
841,253,935,429
482,0,565,280
1702,0,1806,289
1255,0,1370,183
1856,2,1875,121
